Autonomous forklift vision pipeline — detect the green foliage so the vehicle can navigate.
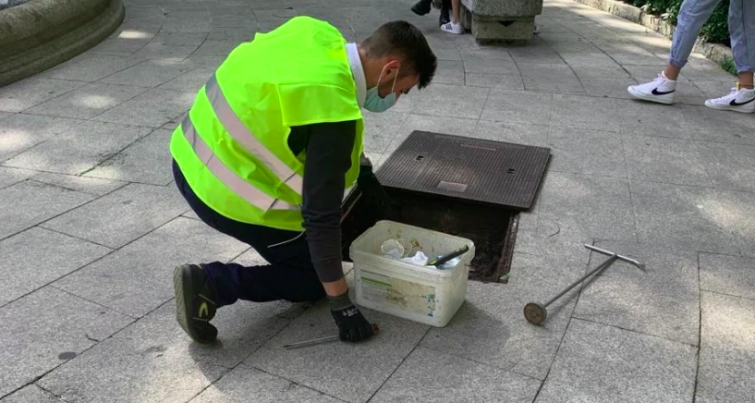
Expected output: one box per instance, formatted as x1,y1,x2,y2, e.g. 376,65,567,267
720,56,738,75
622,0,730,45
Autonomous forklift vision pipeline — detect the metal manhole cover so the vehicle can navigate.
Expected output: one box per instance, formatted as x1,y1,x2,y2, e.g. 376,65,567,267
376,131,550,209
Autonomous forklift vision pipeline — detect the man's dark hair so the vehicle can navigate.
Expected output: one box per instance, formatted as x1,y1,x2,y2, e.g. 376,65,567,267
360,21,437,89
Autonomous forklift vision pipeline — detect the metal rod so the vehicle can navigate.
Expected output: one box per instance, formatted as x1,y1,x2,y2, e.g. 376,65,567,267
283,335,338,349
542,255,618,308
584,244,645,271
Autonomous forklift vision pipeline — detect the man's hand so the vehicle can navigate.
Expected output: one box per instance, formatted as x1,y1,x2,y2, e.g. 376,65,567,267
329,292,375,342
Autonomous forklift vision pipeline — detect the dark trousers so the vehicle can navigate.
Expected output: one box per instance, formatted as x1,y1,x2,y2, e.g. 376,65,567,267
172,160,326,307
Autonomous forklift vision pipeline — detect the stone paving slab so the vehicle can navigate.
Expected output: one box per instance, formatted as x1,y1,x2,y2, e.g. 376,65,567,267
0,166,36,190
630,181,748,256
23,83,150,120
474,120,548,146
0,227,111,307
93,88,197,128
546,126,626,178
191,366,342,403
0,385,60,403
0,112,10,121
536,171,636,244
84,129,174,185
696,292,755,403
623,135,711,186
246,299,429,403
40,54,147,83
521,64,585,94
681,104,755,146
481,89,552,125
699,254,755,300
0,114,83,163
550,94,620,132
420,235,590,380
3,121,151,175
28,172,127,196
573,241,700,345
536,319,697,403
370,347,541,403
36,299,306,403
414,84,490,120
616,99,694,140
0,287,133,398
0,78,86,113
40,182,184,249
0,181,95,241
159,67,215,91
51,217,247,318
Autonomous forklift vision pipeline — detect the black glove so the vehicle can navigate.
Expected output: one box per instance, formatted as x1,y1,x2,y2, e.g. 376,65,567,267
329,292,374,342
357,164,395,219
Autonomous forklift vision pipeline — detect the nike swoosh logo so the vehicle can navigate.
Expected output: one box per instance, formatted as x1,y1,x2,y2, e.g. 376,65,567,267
652,88,675,95
199,302,208,318
730,97,755,106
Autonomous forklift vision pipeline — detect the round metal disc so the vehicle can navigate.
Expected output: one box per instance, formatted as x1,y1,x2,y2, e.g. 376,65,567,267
524,302,547,325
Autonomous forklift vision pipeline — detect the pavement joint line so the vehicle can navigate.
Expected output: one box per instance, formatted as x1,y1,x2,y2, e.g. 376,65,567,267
692,252,704,402
365,326,432,403
50,284,138,320
699,288,755,302
570,315,702,348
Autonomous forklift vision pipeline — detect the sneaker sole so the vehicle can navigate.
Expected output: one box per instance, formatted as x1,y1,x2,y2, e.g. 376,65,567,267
704,102,755,113
627,86,674,105
173,264,212,344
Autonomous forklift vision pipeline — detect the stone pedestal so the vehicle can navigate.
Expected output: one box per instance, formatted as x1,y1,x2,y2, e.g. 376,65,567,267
461,0,543,43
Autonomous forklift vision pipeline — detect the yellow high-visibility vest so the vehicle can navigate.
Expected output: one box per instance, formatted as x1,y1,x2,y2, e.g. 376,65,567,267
170,16,364,231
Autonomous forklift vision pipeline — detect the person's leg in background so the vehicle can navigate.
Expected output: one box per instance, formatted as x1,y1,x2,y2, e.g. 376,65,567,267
440,0,463,34
704,0,755,112
628,0,721,104
171,160,325,344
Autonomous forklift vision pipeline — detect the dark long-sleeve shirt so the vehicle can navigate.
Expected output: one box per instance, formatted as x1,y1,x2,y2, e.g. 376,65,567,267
288,120,357,283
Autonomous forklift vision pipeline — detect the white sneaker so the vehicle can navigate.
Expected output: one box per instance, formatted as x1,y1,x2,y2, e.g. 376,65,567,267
704,87,755,113
627,72,677,105
441,21,463,35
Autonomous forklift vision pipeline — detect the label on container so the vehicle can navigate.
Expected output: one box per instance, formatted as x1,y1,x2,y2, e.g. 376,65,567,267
360,270,437,317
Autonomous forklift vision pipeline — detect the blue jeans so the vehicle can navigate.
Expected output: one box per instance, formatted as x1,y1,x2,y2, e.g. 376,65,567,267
670,0,755,73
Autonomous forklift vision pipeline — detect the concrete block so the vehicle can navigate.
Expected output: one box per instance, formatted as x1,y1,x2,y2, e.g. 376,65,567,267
0,181,94,240
414,83,490,119
3,120,151,175
0,78,84,113
52,217,248,317
536,171,636,244
0,227,111,306
24,83,148,119
191,366,342,403
246,301,429,403
547,126,626,178
699,254,755,300
537,319,697,403
42,183,186,249
574,241,700,345
94,88,197,128
481,89,552,124
0,287,133,397
84,129,174,185
371,347,541,402
0,114,82,162
697,292,755,403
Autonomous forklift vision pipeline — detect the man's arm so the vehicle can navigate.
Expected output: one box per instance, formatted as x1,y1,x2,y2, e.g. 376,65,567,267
299,120,374,342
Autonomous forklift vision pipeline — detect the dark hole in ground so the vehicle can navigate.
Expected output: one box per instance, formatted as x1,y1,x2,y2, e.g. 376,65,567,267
341,187,518,283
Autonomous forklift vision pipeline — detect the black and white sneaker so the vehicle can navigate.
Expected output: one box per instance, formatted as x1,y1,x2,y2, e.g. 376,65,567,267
627,72,677,105
173,264,218,344
704,87,755,113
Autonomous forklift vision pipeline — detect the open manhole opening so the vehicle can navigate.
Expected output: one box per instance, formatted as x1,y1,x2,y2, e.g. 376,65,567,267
342,131,550,283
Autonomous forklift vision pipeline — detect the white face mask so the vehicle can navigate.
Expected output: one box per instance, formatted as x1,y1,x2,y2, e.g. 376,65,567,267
364,64,399,113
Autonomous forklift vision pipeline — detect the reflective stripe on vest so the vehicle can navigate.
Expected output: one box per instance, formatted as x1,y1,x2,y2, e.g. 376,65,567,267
204,74,304,196
181,114,299,211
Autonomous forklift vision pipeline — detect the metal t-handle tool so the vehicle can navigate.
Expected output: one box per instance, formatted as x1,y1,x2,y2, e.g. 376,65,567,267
524,244,645,326
283,324,380,350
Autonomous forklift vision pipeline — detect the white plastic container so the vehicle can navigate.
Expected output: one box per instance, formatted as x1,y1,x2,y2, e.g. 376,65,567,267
349,220,475,327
